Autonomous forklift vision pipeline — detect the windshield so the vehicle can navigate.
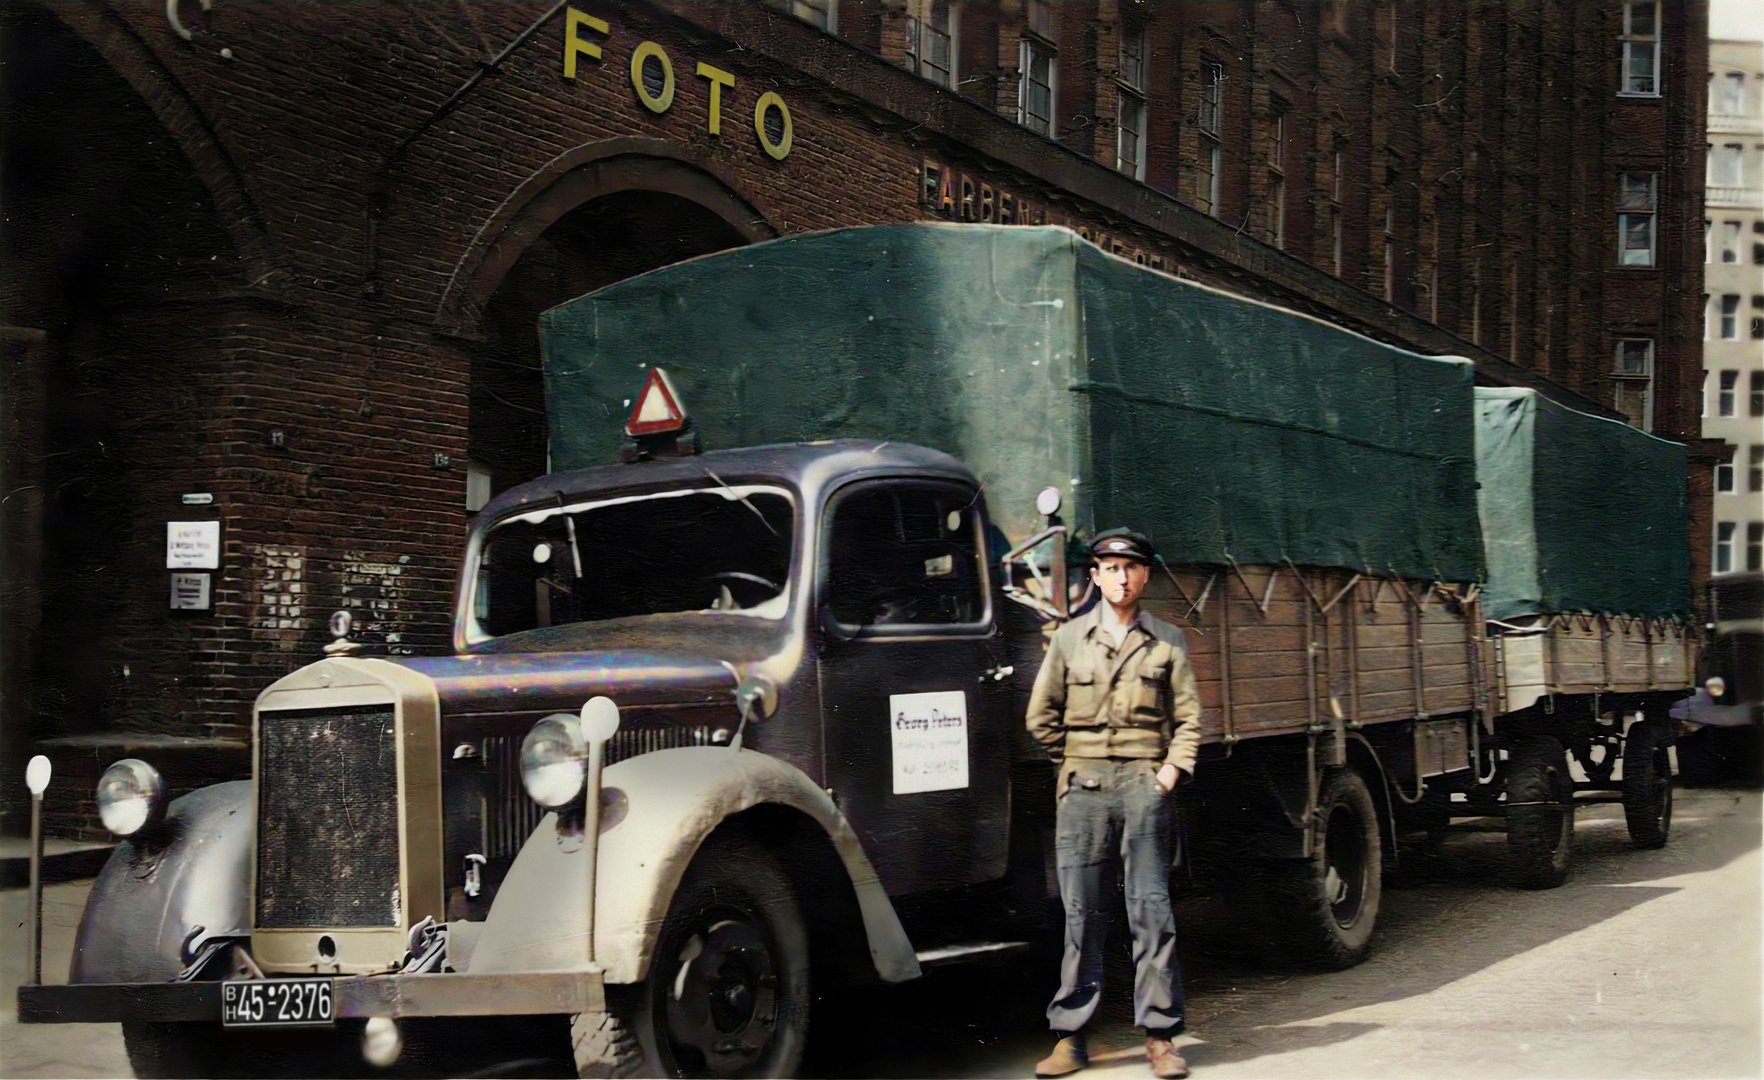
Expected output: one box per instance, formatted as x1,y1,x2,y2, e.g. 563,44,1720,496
470,485,794,640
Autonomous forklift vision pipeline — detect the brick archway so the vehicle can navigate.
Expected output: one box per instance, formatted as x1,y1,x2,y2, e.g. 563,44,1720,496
40,2,286,293
435,139,777,340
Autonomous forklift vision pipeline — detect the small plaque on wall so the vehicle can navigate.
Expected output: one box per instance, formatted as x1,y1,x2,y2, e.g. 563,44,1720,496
170,572,213,612
167,521,222,569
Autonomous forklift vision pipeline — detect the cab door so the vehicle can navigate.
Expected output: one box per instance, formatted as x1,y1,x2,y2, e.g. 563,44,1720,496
815,478,1013,896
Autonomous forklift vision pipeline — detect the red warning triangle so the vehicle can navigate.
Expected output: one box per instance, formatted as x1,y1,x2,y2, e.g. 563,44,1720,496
624,368,688,436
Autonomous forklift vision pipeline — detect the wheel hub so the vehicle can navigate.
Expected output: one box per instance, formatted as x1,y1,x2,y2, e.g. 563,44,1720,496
661,910,780,1074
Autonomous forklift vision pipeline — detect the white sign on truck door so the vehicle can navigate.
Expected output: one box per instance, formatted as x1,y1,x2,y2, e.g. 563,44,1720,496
889,690,969,794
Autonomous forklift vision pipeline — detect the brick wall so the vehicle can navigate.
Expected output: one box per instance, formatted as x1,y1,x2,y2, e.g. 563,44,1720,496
0,0,1711,771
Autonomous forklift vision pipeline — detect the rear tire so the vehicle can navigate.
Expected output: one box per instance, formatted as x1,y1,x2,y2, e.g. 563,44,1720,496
1506,737,1575,889
574,836,810,1078
1263,768,1382,969
1622,721,1673,849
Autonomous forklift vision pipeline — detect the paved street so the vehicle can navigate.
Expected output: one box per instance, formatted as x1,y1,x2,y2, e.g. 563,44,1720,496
2,788,1758,1079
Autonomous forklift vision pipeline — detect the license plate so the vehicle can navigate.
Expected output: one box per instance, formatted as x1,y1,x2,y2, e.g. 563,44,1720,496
220,978,335,1028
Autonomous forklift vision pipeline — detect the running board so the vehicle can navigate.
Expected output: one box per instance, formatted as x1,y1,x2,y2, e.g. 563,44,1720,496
913,941,1032,969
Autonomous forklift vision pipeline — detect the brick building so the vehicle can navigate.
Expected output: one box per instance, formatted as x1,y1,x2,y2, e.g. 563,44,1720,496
0,0,1713,829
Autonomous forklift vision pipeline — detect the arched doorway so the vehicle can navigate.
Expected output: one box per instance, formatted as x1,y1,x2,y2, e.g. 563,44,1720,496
1,2,242,821
471,190,752,495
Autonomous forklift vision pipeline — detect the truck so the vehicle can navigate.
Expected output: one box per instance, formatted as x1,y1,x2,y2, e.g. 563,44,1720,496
18,225,1696,1078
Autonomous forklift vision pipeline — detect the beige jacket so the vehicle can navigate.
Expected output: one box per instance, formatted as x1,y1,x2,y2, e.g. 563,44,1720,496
1025,605,1202,779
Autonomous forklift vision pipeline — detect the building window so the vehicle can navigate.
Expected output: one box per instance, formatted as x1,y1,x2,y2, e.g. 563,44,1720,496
1618,1,1660,97
1706,219,1714,264
1750,523,1764,573
775,0,837,33
904,1,957,88
1331,207,1344,276
1616,173,1657,267
1719,370,1738,416
1721,294,1740,339
1723,221,1743,263
1716,522,1736,575
1018,37,1056,136
1271,176,1286,249
1751,445,1764,493
1753,296,1764,340
1612,338,1655,430
1752,371,1764,417
1716,462,1736,494
1115,27,1147,180
1710,143,1745,188
1702,369,1710,417
1713,70,1745,114
1198,142,1221,217
1267,103,1286,248
1199,60,1223,136
1383,207,1397,301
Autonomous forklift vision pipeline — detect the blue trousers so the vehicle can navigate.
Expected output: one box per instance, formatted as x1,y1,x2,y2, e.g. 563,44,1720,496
1046,758,1185,1037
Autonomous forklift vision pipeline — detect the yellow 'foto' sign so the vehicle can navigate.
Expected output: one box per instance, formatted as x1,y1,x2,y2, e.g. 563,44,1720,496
562,8,794,161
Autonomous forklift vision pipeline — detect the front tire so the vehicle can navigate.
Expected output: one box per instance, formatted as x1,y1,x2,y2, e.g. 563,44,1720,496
1264,767,1382,969
1506,737,1575,889
1621,721,1673,849
123,1021,357,1078
574,836,810,1078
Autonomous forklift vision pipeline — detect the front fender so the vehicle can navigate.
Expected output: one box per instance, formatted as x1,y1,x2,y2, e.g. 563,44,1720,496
69,780,253,984
468,747,920,986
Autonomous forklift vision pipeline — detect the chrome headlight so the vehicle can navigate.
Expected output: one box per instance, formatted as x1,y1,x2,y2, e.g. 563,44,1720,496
96,758,166,837
520,714,585,810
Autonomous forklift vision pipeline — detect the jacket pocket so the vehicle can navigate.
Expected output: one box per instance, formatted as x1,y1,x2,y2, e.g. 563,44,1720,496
1065,666,1104,726
1132,656,1172,720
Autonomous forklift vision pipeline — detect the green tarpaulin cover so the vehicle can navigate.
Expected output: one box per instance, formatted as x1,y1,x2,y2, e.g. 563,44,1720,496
1475,388,1689,619
540,224,1482,582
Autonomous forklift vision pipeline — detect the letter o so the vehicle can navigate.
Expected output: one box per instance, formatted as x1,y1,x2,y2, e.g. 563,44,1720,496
753,91,793,160
630,41,675,114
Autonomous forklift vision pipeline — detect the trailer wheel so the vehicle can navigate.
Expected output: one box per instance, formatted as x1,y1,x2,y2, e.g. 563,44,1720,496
574,836,810,1078
1506,737,1575,889
1266,768,1382,970
1621,721,1673,849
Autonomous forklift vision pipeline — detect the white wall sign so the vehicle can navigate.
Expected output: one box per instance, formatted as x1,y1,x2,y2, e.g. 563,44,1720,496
169,572,212,611
166,521,221,569
889,690,969,794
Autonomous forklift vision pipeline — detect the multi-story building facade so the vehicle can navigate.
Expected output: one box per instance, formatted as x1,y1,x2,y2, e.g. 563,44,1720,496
0,1,1713,829
1705,37,1764,577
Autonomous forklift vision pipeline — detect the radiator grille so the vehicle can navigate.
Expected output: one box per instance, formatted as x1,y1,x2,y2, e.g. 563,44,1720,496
479,722,713,863
257,705,401,929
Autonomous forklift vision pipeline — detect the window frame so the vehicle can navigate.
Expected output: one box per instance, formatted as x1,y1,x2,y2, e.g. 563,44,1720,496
1115,27,1148,181
904,1,959,88
1018,35,1057,137
816,477,994,640
1716,462,1736,494
1720,294,1741,340
1752,372,1764,418
1611,338,1656,431
1749,522,1764,574
1716,522,1736,575
1198,59,1223,137
1722,220,1742,263
1615,173,1657,267
1719,370,1739,417
1750,445,1764,494
1617,1,1661,98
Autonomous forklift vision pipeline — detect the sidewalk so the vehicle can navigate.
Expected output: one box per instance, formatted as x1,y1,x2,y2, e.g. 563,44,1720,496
0,837,113,890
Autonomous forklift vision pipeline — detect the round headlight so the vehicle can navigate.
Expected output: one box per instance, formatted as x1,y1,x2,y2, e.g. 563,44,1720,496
96,758,166,837
520,714,586,809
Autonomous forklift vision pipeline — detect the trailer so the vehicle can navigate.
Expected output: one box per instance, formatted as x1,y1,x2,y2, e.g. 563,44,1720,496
19,225,1696,1077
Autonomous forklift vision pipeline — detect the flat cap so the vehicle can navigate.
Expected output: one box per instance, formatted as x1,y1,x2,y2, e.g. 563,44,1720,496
1090,527,1155,564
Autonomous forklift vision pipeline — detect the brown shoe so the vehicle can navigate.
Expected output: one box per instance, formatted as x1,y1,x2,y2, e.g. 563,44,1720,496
1034,1034,1089,1077
1146,1038,1189,1078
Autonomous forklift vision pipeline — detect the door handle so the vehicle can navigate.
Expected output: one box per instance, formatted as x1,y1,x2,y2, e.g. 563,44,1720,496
980,665,1014,683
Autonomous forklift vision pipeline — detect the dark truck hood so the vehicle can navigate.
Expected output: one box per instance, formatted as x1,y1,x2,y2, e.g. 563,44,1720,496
398,615,786,715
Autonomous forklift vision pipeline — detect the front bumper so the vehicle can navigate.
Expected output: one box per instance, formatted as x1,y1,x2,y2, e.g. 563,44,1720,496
16,969,604,1024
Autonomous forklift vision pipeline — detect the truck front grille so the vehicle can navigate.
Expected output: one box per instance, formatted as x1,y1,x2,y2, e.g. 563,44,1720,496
479,721,714,862
257,705,401,928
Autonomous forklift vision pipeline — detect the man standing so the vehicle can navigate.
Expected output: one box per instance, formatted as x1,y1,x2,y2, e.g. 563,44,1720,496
1027,528,1202,1080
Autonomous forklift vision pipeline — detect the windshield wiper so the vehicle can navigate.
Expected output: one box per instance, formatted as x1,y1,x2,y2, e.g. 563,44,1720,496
703,466,779,537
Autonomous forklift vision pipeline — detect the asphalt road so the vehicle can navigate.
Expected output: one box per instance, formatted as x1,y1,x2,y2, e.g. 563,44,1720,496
3,788,1758,1079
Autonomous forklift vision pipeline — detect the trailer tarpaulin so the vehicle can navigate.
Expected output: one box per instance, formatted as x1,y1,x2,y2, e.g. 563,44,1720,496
1474,387,1689,619
540,224,1482,583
